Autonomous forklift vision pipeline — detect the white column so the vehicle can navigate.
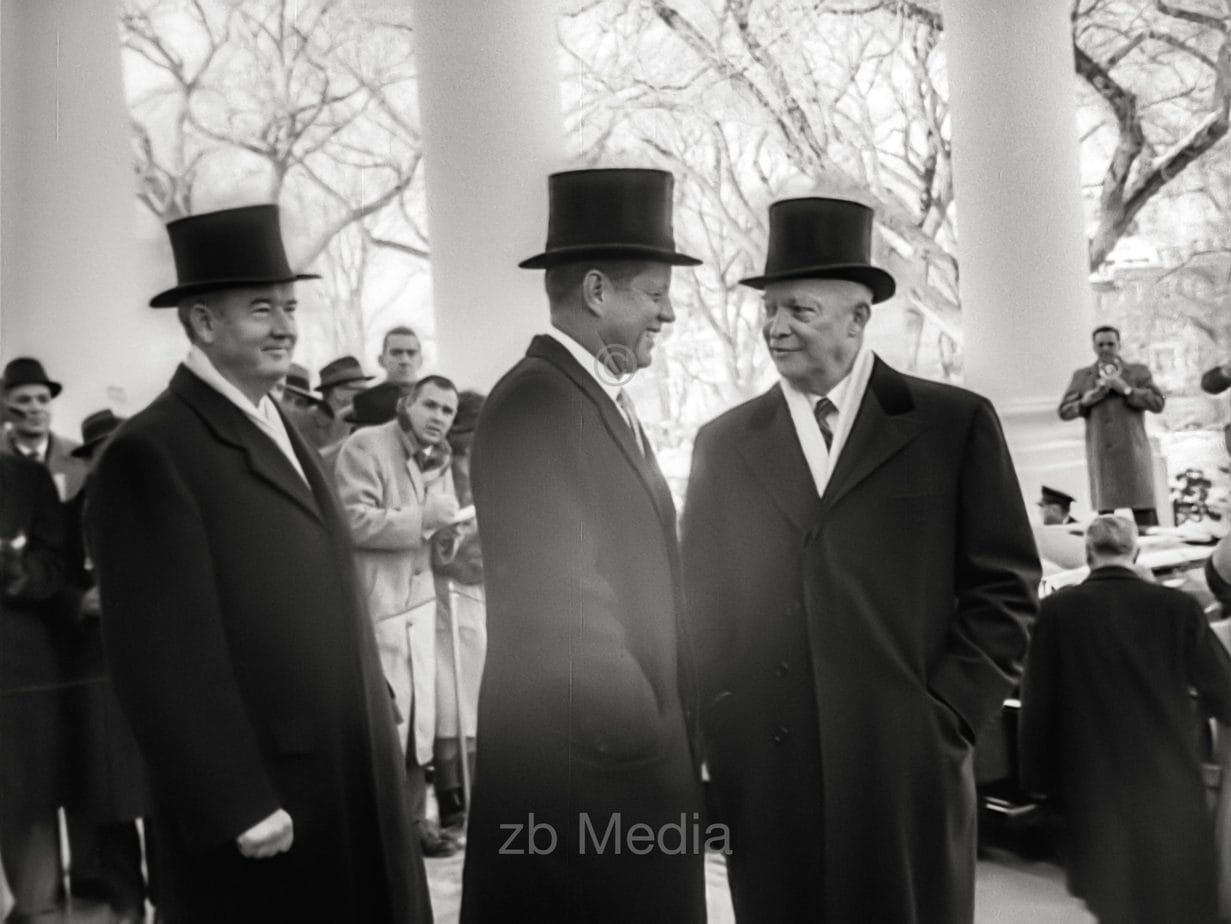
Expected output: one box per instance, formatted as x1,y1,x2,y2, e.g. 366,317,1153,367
1,0,180,434
409,0,566,392
940,0,1106,517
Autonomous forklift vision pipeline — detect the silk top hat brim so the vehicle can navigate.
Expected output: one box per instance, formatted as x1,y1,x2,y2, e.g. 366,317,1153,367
739,197,896,303
149,204,320,307
519,168,701,269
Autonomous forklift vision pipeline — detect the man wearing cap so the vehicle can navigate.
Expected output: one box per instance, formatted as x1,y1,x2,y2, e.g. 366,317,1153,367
682,196,1039,921
461,168,705,922
1039,485,1079,526
1,357,89,502
83,204,429,922
334,374,462,859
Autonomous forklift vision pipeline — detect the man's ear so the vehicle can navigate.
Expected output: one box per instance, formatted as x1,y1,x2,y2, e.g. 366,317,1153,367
850,302,871,335
188,302,218,344
581,269,609,317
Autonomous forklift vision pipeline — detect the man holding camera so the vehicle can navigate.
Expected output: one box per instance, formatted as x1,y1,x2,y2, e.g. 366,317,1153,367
1058,325,1165,528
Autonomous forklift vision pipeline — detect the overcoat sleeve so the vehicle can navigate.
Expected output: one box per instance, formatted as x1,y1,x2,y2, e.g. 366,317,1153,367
334,435,425,550
1018,601,1058,796
1124,364,1165,413
1184,597,1231,725
4,462,65,603
928,398,1039,739
84,433,280,850
1058,368,1093,420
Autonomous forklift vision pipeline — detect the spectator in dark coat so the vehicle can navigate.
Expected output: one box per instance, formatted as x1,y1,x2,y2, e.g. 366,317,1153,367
0,453,67,920
1020,515,1231,924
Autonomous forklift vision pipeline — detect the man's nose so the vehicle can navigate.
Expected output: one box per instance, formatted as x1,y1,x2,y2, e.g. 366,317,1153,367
270,306,296,335
659,296,675,324
766,310,791,339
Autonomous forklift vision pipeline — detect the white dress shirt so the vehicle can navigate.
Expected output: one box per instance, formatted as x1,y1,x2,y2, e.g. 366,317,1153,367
183,346,309,485
781,345,876,498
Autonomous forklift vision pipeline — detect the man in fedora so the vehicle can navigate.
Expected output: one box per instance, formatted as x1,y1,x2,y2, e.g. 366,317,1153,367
681,196,1040,921
460,168,706,923
83,204,430,922
1,357,89,501
294,355,373,452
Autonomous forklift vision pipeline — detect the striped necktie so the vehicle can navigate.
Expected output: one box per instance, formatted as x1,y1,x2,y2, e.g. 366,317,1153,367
813,396,836,451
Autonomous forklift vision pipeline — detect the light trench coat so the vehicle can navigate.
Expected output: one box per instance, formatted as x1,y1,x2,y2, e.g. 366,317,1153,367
335,420,455,765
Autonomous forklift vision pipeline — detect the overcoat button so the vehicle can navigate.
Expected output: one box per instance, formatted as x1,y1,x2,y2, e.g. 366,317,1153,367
771,726,790,745
774,661,789,678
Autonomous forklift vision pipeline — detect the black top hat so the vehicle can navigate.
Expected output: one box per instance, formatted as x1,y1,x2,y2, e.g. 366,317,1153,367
149,204,320,308
317,356,374,393
739,197,895,302
345,380,407,427
1039,485,1075,508
71,409,125,458
2,357,62,397
519,169,701,270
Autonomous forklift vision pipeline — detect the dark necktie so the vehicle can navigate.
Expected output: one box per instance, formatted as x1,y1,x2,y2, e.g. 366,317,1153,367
813,396,836,451
615,390,645,456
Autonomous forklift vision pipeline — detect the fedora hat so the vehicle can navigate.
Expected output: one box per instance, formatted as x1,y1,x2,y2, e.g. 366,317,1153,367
317,356,374,393
519,168,701,270
345,381,407,427
739,197,895,302
2,357,62,397
71,409,125,458
281,363,320,403
149,204,320,308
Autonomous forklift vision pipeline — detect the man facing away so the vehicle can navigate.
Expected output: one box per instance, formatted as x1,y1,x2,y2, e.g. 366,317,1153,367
83,204,431,923
682,195,1039,922
461,168,706,923
334,374,463,859
1020,515,1231,924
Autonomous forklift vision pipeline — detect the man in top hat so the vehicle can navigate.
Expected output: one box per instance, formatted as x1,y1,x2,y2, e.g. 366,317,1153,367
82,204,430,922
681,196,1040,922
55,410,153,924
460,168,706,923
335,374,462,858
1,357,89,501
1039,485,1079,526
1059,325,1165,528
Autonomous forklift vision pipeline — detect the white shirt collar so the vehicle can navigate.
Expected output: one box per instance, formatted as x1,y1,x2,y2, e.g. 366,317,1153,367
183,346,308,484
780,345,876,498
544,327,624,403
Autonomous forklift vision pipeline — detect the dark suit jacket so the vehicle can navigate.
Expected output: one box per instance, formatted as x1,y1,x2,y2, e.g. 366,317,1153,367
1020,567,1231,923
683,359,1039,923
84,365,431,923
1,429,89,501
460,335,704,924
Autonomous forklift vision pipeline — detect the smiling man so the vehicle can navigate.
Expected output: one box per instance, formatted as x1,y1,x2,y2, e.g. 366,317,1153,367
334,374,462,858
460,168,706,923
681,196,1040,922
83,204,430,923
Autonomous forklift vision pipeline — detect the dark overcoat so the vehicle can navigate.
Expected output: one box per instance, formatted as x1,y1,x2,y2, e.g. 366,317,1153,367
1058,362,1164,510
84,366,431,923
682,359,1039,923
1019,567,1231,924
460,335,705,924
0,454,67,816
